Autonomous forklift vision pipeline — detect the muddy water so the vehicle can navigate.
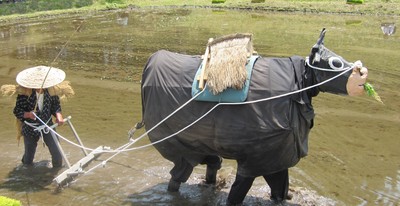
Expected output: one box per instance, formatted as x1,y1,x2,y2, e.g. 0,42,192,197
0,8,399,205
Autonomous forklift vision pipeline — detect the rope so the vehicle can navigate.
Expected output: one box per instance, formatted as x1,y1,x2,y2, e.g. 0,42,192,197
34,64,353,175
83,86,208,174
305,57,352,72
34,20,85,112
24,118,51,145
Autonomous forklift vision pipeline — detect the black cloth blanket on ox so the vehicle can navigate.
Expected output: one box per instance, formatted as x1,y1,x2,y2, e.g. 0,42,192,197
141,49,316,179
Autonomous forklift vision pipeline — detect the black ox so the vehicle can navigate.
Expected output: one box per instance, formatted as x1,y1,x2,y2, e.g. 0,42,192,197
138,29,368,205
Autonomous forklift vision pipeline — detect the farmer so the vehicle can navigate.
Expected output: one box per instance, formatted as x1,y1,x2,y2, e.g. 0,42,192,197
12,66,68,168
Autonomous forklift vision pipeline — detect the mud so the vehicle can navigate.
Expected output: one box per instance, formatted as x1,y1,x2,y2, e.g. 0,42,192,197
0,8,399,205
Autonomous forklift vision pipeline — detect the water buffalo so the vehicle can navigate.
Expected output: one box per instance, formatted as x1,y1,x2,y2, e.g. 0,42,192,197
138,29,368,205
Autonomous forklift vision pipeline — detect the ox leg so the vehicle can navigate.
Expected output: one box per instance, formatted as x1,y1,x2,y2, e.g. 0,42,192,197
168,158,194,192
263,169,289,203
201,155,222,184
226,173,255,206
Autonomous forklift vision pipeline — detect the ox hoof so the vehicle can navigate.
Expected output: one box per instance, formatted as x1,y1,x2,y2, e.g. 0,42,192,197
286,192,293,200
271,193,292,205
271,197,285,205
271,191,293,203
167,179,181,192
225,201,243,206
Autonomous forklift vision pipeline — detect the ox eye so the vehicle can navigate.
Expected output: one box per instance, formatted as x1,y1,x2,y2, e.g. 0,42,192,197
328,56,344,70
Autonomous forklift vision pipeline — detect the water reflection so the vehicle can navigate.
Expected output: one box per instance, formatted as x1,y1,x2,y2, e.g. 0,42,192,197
0,24,29,40
116,12,129,26
16,44,37,58
72,18,85,32
0,161,61,192
374,170,400,205
381,23,396,36
125,181,301,206
14,24,28,34
0,26,11,39
359,170,400,206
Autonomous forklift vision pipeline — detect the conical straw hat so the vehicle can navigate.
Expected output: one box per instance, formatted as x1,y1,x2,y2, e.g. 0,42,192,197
16,66,66,89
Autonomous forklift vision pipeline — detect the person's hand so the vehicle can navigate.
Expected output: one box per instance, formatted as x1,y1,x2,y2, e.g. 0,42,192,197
346,60,368,96
24,111,36,120
56,113,64,126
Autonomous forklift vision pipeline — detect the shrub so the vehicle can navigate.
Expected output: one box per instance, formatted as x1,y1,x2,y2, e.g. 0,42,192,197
346,0,364,4
251,0,266,3
212,0,226,4
0,0,94,15
0,196,21,206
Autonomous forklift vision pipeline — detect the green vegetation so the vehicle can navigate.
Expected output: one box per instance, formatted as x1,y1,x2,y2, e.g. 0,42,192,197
0,196,21,206
364,83,383,104
347,0,364,4
251,0,266,3
212,0,226,4
0,0,93,15
0,0,399,20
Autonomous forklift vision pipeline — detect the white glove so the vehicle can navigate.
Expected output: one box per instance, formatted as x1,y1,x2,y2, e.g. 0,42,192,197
346,60,368,96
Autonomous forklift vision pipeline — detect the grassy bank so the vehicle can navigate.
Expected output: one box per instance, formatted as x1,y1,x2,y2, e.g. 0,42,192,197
114,0,400,15
0,0,400,22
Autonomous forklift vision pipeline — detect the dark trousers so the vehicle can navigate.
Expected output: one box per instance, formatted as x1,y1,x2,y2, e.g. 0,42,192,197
227,169,289,204
22,131,63,167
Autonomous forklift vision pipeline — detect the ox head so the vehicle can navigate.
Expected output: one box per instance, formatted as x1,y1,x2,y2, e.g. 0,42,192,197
307,28,368,96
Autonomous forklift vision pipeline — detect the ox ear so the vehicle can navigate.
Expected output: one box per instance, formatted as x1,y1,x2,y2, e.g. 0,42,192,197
316,28,326,45
309,28,327,64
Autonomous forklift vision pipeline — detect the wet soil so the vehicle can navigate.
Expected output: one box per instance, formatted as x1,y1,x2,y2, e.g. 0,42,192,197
0,8,399,205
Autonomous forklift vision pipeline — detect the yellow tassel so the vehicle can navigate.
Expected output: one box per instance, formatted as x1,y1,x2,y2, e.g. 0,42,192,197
48,81,75,100
15,119,23,146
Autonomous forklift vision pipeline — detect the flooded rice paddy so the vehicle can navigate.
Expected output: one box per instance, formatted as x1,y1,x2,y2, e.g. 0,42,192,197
0,7,399,205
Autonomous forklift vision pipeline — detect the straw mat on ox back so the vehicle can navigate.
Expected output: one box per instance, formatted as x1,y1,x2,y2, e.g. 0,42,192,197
205,33,254,95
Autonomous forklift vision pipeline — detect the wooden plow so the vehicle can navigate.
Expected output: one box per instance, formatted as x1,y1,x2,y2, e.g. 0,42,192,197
47,116,110,186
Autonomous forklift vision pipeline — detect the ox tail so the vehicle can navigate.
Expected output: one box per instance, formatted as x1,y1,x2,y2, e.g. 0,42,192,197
128,59,149,139
128,87,145,139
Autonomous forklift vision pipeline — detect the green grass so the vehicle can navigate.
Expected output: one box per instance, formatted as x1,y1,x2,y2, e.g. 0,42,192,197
64,0,400,16
0,0,399,21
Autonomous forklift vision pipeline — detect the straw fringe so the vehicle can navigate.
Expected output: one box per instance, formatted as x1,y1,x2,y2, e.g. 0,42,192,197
205,33,253,95
1,85,18,96
47,81,75,100
1,84,32,96
15,119,23,146
1,81,74,101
